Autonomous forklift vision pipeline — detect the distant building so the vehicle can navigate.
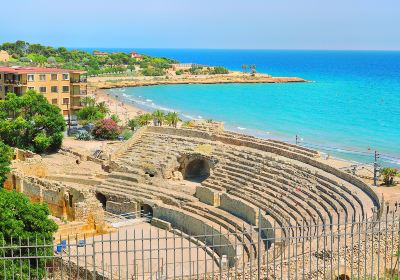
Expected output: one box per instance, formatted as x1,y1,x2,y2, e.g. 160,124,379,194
0,66,87,118
130,51,143,61
0,50,10,62
171,63,205,71
93,51,109,57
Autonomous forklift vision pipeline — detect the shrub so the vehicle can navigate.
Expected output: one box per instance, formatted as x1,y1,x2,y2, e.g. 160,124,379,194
0,189,58,279
120,129,133,140
75,131,92,141
92,118,122,140
211,66,229,74
110,114,121,124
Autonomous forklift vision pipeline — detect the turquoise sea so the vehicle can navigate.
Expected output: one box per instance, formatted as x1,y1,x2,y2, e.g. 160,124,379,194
89,49,400,167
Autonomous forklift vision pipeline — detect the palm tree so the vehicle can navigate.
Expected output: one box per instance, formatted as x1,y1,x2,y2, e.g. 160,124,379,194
380,167,398,185
81,96,96,107
138,113,152,126
96,101,110,115
165,112,181,128
152,110,165,126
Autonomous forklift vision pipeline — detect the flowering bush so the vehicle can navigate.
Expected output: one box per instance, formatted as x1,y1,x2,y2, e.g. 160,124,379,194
92,118,122,140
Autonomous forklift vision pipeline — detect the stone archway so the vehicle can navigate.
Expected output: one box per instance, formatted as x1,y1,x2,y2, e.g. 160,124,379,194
141,204,153,217
177,153,217,183
95,192,107,209
184,158,210,182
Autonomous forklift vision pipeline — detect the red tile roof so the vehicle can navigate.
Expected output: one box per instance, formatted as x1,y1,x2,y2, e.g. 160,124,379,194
0,66,86,74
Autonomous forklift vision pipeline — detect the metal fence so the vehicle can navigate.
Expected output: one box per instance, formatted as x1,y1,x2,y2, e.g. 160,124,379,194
1,210,400,280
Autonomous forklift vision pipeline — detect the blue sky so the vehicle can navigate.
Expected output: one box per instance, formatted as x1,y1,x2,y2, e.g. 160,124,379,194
1,0,399,50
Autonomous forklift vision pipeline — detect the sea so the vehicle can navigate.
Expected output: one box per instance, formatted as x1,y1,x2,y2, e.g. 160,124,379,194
79,48,400,167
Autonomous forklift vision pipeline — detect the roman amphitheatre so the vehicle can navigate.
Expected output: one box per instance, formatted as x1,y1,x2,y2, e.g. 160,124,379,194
6,120,395,279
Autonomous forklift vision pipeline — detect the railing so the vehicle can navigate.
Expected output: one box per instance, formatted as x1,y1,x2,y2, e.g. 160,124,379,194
71,90,87,96
1,208,400,279
4,79,26,85
71,78,88,83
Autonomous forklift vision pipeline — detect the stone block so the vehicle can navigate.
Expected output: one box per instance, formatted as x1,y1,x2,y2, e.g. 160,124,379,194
195,186,220,206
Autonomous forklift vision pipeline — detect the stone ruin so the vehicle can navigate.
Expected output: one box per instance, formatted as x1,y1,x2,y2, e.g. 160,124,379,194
5,122,384,277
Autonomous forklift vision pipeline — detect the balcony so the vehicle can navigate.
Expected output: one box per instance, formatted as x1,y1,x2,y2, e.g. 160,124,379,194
4,79,26,86
70,78,87,84
70,90,87,97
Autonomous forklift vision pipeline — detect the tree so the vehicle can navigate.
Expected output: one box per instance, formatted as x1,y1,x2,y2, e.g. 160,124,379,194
137,113,153,126
96,101,110,115
152,110,165,126
127,118,140,131
0,142,12,186
76,106,104,125
165,112,181,128
47,56,56,65
0,189,58,279
0,91,66,153
92,118,122,140
381,167,398,186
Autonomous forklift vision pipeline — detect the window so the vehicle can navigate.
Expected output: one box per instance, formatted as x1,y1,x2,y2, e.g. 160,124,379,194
62,73,69,80
28,87,35,91
39,74,46,81
62,86,69,93
39,86,46,93
63,98,69,105
52,98,58,105
51,74,58,80
27,74,34,82
51,86,58,93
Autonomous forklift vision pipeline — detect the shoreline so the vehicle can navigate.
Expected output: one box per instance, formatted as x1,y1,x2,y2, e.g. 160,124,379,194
94,88,376,177
88,72,309,90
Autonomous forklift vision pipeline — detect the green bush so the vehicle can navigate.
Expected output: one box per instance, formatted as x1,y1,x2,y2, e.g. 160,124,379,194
75,131,92,141
76,106,105,125
120,129,133,140
0,189,58,279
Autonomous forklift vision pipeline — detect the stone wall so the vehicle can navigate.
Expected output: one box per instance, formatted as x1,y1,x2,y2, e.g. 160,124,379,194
105,200,137,214
153,205,238,266
195,186,220,206
219,193,259,226
5,171,105,231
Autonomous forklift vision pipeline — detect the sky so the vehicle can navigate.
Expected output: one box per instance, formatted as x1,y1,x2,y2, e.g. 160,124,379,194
1,0,400,50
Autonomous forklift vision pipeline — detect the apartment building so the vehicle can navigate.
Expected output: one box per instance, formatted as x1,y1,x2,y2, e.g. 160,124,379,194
0,66,87,118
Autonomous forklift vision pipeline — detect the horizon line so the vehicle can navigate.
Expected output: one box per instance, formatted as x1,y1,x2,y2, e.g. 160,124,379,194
66,46,400,52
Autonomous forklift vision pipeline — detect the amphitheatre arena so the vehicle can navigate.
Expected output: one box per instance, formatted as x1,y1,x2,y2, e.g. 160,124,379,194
7,121,398,279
